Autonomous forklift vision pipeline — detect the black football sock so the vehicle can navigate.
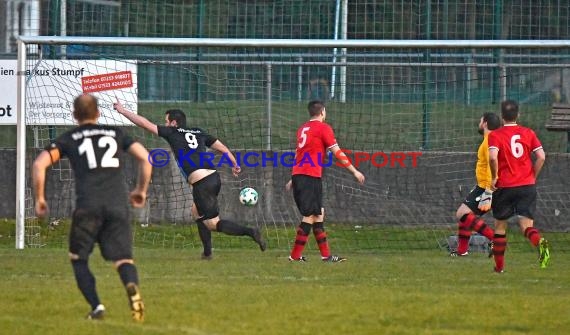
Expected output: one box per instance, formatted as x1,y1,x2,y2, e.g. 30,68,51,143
117,263,139,286
216,219,253,236
313,222,330,258
71,259,101,310
196,219,213,256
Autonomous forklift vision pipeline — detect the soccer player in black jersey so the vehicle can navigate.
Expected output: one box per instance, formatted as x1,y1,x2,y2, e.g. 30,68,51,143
32,94,152,322
113,99,266,259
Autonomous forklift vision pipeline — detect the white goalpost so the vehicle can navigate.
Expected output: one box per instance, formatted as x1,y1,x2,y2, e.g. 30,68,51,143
16,36,570,250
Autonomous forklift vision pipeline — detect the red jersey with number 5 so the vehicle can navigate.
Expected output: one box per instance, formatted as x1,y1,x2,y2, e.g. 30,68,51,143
488,124,543,188
292,120,338,177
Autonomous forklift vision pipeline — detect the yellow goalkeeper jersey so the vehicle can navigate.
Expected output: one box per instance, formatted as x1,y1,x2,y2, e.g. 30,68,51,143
475,133,492,190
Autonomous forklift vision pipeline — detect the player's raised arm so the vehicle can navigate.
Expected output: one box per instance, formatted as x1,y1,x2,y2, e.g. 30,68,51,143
209,139,241,176
113,98,158,135
32,148,61,217
330,145,365,184
127,142,152,208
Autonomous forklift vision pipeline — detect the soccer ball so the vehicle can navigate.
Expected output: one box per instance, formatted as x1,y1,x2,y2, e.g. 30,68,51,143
239,187,258,206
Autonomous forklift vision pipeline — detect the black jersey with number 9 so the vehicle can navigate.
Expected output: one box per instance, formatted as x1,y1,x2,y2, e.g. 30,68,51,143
157,126,218,179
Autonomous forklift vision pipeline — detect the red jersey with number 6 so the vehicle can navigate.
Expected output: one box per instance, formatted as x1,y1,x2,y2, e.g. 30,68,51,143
292,120,338,178
488,124,543,188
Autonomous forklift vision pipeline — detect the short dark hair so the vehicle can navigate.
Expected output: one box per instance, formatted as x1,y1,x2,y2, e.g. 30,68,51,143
482,112,501,130
73,94,98,122
165,109,187,128
308,100,325,117
501,100,519,122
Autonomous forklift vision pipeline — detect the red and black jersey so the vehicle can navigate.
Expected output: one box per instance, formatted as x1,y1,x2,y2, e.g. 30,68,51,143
157,126,218,178
292,119,338,178
488,124,543,188
46,124,135,205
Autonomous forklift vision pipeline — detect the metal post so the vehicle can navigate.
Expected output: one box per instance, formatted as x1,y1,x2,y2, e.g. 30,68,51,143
422,0,432,150
466,56,472,106
492,0,503,104
500,65,507,102
16,39,27,249
50,0,66,142
339,0,348,103
297,57,303,102
194,0,205,102
60,0,66,57
266,63,272,151
330,0,341,100
443,0,449,39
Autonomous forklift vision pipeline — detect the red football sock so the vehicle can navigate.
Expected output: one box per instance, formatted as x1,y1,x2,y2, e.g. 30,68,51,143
457,221,471,254
471,218,495,240
457,213,478,254
492,233,507,271
290,222,311,260
313,222,330,258
524,227,541,247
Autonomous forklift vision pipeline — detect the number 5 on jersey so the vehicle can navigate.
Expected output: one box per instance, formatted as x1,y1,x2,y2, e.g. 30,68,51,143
298,127,310,148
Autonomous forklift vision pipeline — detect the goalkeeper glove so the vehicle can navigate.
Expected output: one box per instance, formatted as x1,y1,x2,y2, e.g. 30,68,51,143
478,190,493,212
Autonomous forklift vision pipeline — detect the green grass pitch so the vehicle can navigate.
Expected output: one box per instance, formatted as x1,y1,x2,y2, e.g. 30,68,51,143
1,245,569,335
0,99,567,334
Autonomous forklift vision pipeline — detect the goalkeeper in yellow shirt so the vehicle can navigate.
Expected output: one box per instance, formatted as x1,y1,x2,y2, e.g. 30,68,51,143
450,112,501,256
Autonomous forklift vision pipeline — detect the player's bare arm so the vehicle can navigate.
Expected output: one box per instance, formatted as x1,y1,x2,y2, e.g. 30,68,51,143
210,140,241,176
127,142,152,208
330,145,365,184
113,98,158,135
32,149,61,217
533,148,546,178
489,148,499,190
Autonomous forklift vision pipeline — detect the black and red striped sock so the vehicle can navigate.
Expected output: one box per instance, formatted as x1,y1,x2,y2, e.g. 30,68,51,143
524,227,541,247
457,220,472,254
313,222,330,258
492,233,507,271
471,217,495,240
290,222,311,259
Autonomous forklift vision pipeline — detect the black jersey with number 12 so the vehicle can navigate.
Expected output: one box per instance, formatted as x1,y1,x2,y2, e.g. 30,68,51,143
46,124,135,206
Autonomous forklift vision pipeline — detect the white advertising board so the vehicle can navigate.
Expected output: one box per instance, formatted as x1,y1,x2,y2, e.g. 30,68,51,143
0,59,137,125
0,60,18,125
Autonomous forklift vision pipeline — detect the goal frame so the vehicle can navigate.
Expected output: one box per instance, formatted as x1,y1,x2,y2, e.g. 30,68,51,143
16,36,570,249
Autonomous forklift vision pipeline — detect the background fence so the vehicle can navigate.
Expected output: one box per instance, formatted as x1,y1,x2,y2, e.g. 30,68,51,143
2,1,570,249
1,1,570,149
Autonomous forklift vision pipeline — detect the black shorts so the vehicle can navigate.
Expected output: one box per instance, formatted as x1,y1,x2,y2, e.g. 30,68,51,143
491,185,537,220
462,185,488,216
292,174,323,217
192,172,221,220
69,204,132,261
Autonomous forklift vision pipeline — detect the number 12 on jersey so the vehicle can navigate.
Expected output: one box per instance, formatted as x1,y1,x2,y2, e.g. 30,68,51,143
78,136,119,169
